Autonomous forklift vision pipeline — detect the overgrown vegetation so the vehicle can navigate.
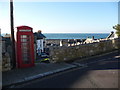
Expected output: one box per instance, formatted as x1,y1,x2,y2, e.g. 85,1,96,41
113,24,120,37
35,58,50,63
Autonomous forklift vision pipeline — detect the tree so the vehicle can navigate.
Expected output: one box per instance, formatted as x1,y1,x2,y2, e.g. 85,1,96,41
113,24,120,37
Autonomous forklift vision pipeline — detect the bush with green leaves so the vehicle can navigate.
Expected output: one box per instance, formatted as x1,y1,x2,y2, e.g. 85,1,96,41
113,24,120,37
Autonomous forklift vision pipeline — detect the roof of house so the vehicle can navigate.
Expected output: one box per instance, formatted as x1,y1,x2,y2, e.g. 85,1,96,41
4,34,11,38
34,31,46,39
106,31,114,39
76,39,82,42
68,39,76,44
2,37,11,41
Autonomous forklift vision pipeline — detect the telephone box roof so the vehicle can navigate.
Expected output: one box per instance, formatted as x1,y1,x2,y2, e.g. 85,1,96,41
16,25,33,30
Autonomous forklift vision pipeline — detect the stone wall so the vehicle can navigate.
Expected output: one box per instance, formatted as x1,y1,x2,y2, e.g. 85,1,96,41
45,39,84,47
2,37,12,71
2,41,5,53
46,39,61,46
2,53,11,71
49,38,120,63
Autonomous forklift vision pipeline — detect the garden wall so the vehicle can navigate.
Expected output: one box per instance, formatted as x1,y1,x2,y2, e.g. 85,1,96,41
49,38,120,63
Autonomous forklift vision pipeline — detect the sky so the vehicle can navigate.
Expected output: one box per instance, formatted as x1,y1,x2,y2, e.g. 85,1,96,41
0,1,118,34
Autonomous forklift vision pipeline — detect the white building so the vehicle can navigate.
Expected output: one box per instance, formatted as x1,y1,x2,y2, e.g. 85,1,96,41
34,30,46,56
84,36,99,44
106,31,119,40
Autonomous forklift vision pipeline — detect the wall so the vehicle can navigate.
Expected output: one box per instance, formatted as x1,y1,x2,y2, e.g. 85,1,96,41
45,39,82,47
2,37,120,71
2,41,6,53
2,53,11,71
2,38,12,71
0,36,2,72
49,38,120,63
46,39,61,45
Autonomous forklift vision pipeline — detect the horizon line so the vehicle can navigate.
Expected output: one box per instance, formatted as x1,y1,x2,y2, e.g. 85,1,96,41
1,32,110,35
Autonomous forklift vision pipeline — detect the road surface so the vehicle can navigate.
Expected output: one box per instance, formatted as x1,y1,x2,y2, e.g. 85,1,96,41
11,50,120,88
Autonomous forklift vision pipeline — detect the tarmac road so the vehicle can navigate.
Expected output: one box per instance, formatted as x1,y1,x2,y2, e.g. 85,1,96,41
13,50,120,88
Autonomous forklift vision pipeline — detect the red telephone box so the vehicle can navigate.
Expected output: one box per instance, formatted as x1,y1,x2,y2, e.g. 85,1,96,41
16,25,35,68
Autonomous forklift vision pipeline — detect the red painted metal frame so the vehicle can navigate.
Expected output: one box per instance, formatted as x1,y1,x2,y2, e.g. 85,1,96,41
16,26,35,68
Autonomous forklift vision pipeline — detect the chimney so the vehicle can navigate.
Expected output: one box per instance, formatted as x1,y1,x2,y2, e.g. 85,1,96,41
92,36,94,40
38,30,42,33
111,31,114,34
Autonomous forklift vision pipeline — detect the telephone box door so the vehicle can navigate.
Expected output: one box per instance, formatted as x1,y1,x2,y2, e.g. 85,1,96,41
16,26,34,68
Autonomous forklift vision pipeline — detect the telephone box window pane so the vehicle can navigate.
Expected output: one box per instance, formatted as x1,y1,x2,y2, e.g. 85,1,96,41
21,35,30,42
22,49,28,53
22,53,31,64
21,43,30,47
21,38,27,42
21,35,27,38
21,43,27,47
22,49,30,53
20,35,31,64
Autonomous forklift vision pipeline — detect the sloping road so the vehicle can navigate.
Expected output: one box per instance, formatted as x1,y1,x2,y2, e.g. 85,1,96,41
11,50,120,88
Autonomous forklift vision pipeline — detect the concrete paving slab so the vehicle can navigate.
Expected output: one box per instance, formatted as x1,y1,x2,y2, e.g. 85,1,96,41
2,62,76,87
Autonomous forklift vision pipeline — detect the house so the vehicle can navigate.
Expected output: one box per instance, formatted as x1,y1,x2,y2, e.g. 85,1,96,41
4,33,11,38
68,39,76,46
60,39,86,46
60,39,68,46
34,30,46,56
84,36,99,44
75,39,83,45
2,34,12,55
106,31,118,40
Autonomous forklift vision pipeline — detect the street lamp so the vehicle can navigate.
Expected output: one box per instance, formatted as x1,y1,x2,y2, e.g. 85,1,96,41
10,0,16,69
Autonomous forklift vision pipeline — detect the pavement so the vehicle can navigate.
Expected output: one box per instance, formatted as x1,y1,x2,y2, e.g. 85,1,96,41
2,62,76,87
2,50,119,88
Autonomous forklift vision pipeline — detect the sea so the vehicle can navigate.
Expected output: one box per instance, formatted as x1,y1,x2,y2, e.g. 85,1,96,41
43,33,109,39
1,33,109,39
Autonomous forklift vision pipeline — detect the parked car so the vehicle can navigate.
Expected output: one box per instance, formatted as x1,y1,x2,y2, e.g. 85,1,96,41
40,53,49,58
